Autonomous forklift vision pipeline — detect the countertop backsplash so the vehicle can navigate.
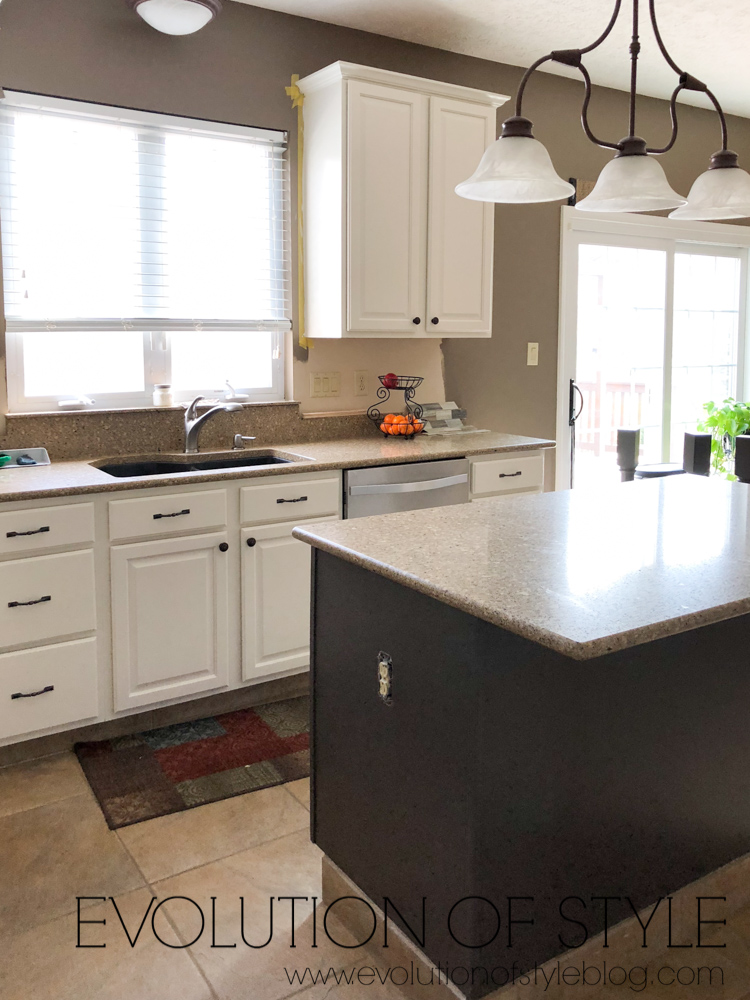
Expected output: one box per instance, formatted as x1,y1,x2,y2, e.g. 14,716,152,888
0,401,379,462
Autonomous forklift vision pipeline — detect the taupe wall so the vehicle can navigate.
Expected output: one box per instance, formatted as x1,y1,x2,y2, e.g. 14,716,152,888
1,0,748,441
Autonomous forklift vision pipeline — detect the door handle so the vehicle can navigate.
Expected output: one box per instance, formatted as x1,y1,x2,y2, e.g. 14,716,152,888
8,595,51,608
349,474,468,496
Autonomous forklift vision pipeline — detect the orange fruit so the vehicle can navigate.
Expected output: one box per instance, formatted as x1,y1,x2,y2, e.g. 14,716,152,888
405,424,415,435
393,414,407,424
380,423,388,433
414,421,424,432
383,413,396,424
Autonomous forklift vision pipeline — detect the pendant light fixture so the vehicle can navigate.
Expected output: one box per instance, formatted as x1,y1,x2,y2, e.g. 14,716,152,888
125,0,222,35
457,0,750,221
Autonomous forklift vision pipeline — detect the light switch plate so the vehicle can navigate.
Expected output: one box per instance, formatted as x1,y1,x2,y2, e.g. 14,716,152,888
527,343,539,366
310,372,341,398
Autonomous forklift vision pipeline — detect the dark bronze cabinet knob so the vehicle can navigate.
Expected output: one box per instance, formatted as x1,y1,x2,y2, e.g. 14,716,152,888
246,537,256,547
412,317,421,325
219,542,229,552
431,317,439,325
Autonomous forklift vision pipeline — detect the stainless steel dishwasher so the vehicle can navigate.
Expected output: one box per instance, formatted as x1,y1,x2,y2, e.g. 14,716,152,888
344,458,470,519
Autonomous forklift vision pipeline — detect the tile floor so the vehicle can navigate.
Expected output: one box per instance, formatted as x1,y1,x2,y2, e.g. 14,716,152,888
2,751,750,999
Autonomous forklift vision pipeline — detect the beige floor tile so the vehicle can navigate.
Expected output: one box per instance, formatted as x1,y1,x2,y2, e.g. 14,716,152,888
285,778,310,810
154,829,386,1000
0,752,90,818
118,784,309,883
0,793,144,938
0,887,213,1000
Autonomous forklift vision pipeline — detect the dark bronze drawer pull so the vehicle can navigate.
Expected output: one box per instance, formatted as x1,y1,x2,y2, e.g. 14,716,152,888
153,508,191,520
6,526,50,538
498,471,522,478
11,685,54,700
276,496,308,504
8,595,52,608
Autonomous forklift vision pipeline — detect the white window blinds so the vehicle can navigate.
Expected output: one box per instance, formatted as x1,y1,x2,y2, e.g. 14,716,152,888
0,92,290,332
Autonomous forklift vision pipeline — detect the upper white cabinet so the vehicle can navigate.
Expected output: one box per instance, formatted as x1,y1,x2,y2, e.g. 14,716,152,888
298,62,508,339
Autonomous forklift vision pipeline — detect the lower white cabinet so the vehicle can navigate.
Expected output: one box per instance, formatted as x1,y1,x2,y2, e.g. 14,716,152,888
111,531,230,711
241,517,337,680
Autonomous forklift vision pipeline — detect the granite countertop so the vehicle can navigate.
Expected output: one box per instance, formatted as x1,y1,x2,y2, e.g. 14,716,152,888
294,475,750,660
0,431,553,503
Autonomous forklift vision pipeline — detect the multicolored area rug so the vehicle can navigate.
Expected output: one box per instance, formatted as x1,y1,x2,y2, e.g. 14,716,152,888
75,696,309,829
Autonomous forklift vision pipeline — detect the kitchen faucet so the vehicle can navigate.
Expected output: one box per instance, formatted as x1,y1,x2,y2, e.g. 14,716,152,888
184,395,243,454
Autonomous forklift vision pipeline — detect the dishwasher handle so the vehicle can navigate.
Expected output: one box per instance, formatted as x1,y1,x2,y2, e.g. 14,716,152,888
348,473,468,496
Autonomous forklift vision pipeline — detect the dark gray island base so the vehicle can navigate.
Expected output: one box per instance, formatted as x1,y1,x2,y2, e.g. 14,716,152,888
298,479,750,998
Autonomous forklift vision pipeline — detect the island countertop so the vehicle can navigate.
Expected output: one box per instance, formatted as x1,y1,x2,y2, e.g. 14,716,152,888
294,474,750,660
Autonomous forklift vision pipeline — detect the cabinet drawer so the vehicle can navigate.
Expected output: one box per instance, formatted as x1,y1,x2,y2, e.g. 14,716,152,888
0,638,98,740
241,476,340,525
0,503,94,557
0,550,96,650
109,489,227,542
471,454,544,496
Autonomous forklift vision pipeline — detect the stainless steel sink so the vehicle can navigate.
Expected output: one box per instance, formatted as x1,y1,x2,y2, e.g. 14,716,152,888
92,451,308,479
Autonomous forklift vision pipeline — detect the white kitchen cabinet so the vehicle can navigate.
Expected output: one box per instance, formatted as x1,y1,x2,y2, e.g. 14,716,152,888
427,97,496,336
298,62,508,339
241,517,336,680
111,530,230,711
347,81,428,334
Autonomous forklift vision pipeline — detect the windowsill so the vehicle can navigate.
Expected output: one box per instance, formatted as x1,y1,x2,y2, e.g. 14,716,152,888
4,400,297,418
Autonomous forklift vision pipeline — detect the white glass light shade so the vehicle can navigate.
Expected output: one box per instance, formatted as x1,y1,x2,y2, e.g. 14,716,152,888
132,0,217,35
669,166,750,220
455,135,574,204
576,153,686,213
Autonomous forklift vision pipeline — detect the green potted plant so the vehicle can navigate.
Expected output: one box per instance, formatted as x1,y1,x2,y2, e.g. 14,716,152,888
697,398,750,478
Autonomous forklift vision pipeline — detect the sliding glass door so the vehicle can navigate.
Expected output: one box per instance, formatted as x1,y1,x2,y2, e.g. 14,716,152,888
558,210,749,490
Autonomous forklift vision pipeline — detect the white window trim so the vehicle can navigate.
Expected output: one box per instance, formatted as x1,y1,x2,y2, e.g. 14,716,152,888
1,91,291,413
556,206,750,490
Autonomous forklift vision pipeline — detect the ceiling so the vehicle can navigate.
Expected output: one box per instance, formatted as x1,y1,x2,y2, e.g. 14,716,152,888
232,0,750,120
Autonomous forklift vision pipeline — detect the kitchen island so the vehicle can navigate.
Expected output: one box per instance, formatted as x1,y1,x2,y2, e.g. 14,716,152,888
294,475,750,997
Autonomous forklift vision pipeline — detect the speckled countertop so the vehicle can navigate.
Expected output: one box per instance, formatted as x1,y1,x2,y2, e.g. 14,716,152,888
0,431,553,503
294,475,750,660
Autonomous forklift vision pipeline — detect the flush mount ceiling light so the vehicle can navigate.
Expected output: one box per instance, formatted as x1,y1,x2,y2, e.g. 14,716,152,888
457,0,750,221
125,0,222,35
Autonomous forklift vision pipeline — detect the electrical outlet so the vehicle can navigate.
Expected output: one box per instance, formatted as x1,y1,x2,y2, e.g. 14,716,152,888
310,372,341,398
355,370,369,396
377,652,393,705
527,342,539,366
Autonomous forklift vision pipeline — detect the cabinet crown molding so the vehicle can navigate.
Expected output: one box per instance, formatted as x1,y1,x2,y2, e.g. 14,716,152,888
298,61,509,109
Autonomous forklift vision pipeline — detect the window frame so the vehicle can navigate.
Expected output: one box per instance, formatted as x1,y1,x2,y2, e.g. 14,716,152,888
557,206,750,489
0,91,290,413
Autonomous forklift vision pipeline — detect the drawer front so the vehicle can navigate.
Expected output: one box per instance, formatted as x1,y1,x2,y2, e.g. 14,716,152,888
471,454,544,496
0,549,96,650
109,489,227,542
0,503,94,558
241,476,340,525
0,638,98,740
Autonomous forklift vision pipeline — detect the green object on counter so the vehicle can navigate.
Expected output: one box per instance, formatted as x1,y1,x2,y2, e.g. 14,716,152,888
0,455,11,467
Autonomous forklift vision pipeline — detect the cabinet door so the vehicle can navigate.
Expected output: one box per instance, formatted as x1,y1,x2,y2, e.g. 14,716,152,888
347,81,428,334
111,532,229,711
427,97,496,336
242,518,336,681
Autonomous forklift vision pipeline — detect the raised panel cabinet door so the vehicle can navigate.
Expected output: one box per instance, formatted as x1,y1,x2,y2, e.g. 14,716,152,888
427,97,496,336
347,81,428,334
111,532,230,711
242,518,336,680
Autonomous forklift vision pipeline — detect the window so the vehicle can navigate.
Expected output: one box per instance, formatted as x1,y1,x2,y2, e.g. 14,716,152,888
0,92,289,411
558,209,750,489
